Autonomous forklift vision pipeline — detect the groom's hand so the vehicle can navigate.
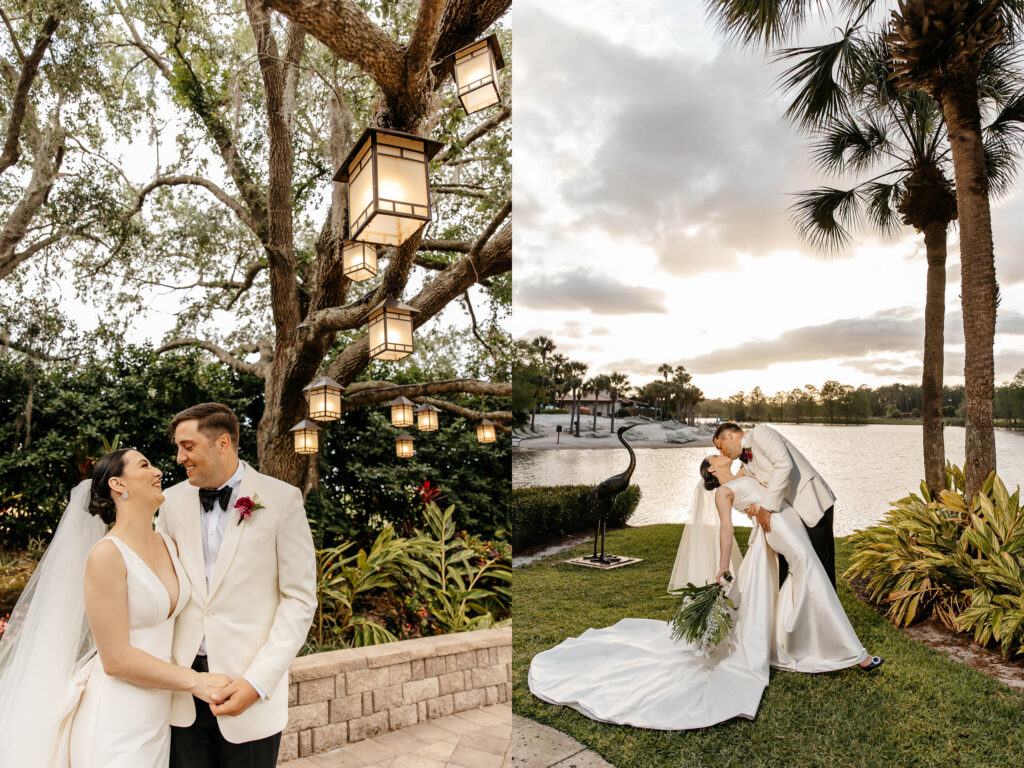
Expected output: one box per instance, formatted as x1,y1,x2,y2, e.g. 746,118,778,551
209,678,260,717
752,506,773,533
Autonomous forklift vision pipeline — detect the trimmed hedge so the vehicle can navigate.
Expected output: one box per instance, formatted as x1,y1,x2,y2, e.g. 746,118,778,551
511,484,642,552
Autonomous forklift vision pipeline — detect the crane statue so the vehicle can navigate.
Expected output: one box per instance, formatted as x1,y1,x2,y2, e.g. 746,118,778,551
584,423,638,564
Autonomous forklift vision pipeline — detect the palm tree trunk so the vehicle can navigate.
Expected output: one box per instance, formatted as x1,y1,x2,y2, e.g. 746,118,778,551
921,220,948,494
940,92,997,499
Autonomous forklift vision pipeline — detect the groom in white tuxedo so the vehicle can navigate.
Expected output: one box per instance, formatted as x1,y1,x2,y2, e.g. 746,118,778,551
157,402,316,767
713,422,837,589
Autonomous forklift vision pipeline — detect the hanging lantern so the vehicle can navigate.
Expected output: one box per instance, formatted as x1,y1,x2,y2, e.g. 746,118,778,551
389,396,415,428
447,34,506,115
365,298,420,361
476,418,497,444
334,127,443,247
303,376,343,421
290,419,322,454
395,431,415,458
342,241,378,282
415,403,440,432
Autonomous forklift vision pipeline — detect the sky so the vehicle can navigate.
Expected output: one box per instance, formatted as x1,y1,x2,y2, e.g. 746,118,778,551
511,0,1024,399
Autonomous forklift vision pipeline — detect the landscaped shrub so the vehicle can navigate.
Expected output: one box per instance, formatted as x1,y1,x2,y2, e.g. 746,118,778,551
511,484,642,552
846,462,1024,656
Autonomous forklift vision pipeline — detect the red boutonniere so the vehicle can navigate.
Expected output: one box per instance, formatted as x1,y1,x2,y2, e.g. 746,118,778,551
740,448,753,464
234,495,265,525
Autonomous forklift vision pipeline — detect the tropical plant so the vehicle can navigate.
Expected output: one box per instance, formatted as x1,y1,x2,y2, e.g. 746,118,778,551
407,503,511,633
311,526,424,649
846,462,1024,656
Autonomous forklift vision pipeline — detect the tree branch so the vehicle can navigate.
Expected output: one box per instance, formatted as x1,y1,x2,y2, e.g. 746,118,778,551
154,338,265,378
406,0,447,91
342,377,510,408
435,102,511,164
323,220,510,384
259,0,403,96
419,239,471,253
130,175,260,233
0,15,60,177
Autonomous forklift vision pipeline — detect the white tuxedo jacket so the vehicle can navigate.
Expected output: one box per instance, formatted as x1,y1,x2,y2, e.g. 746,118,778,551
743,425,835,528
155,460,316,744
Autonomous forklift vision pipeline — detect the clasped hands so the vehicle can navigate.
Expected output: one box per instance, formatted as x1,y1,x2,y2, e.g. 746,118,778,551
743,504,773,533
192,672,261,716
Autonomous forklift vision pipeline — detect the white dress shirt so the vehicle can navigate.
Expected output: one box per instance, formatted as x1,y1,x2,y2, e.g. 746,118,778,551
197,461,265,699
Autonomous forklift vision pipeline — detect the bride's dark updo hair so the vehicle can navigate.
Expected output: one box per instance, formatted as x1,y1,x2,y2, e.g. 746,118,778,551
699,457,720,491
88,448,133,525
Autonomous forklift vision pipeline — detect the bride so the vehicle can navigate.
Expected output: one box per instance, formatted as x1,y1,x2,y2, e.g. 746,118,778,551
0,449,231,766
528,455,883,730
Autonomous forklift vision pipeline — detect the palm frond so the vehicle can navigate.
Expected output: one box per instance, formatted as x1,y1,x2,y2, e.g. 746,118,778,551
702,0,816,48
861,180,903,236
775,25,864,128
983,89,1024,196
788,186,862,252
809,114,890,174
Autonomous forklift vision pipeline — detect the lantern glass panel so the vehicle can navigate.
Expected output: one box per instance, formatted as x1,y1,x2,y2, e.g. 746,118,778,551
343,241,377,282
308,388,342,421
396,438,414,458
368,307,414,361
391,403,414,427
345,131,433,247
294,428,319,454
454,41,500,113
417,409,439,431
477,423,496,444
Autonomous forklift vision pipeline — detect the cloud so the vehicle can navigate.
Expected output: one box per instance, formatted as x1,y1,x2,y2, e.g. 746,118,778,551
515,8,837,277
684,307,1024,375
514,271,668,314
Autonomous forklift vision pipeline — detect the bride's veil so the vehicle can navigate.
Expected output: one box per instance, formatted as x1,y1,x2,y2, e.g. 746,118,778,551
0,479,106,765
667,481,743,591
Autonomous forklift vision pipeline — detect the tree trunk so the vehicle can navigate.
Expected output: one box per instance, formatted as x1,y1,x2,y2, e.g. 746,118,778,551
940,91,997,499
921,220,948,494
592,394,597,432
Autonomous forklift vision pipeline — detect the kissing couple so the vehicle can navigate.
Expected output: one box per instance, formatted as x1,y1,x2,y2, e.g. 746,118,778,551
0,402,317,767
528,423,883,729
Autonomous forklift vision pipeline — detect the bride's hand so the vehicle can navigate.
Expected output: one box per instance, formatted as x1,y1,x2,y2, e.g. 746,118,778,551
191,672,233,704
716,569,727,587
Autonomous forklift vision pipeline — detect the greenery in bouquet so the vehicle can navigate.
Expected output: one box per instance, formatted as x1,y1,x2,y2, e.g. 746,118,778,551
665,573,737,657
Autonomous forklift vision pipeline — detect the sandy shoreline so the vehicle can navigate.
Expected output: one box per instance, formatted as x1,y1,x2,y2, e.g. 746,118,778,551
516,413,715,451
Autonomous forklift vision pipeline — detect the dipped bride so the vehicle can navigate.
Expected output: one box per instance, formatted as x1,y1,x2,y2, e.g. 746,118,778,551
528,424,883,730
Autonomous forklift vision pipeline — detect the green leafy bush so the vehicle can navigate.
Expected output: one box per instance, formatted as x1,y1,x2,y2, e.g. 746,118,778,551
307,503,511,652
846,462,1024,656
511,484,641,552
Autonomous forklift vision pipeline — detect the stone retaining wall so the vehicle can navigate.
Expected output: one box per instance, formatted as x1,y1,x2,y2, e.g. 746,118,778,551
280,626,512,762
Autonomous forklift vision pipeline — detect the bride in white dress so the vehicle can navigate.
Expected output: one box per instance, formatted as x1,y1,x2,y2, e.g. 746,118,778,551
0,449,231,767
528,455,883,730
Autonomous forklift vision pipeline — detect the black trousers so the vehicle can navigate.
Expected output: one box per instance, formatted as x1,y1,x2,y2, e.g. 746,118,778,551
170,656,281,768
777,505,836,590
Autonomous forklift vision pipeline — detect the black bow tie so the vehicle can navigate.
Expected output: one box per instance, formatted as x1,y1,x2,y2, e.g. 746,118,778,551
199,486,233,513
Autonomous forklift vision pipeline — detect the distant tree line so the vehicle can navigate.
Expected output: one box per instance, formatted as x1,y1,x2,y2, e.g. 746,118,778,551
699,372,1024,427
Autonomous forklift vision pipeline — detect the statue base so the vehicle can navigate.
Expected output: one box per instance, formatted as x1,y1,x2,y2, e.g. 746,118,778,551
565,555,644,570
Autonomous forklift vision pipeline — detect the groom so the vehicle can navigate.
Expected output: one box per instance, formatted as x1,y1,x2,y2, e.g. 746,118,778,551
156,402,317,767
713,422,837,589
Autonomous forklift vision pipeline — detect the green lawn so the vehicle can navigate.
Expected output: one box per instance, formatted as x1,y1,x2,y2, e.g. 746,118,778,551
513,525,1024,768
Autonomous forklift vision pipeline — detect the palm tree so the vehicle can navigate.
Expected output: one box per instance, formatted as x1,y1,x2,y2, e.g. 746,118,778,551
608,371,631,431
532,335,555,368
789,31,1022,492
704,0,1024,497
565,360,589,436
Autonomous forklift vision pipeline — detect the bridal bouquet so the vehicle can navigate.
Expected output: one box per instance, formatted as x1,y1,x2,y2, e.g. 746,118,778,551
665,573,737,658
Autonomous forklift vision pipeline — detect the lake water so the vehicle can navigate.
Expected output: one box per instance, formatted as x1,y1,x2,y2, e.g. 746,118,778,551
512,424,1024,535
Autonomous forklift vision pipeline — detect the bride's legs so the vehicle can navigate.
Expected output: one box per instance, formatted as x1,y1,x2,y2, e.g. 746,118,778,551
763,506,871,672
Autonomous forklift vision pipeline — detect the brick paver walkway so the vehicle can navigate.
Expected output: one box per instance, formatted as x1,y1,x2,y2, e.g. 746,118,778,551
280,702,512,768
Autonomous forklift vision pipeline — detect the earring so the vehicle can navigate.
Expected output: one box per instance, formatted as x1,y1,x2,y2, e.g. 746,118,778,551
121,490,129,500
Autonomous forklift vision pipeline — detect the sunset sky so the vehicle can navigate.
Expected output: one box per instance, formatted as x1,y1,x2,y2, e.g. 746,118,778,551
511,0,1024,399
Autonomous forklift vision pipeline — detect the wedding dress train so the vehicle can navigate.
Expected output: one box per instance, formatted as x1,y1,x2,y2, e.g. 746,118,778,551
528,476,868,729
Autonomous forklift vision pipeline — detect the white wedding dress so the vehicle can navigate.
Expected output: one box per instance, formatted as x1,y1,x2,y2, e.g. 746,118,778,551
57,532,190,767
528,476,868,730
